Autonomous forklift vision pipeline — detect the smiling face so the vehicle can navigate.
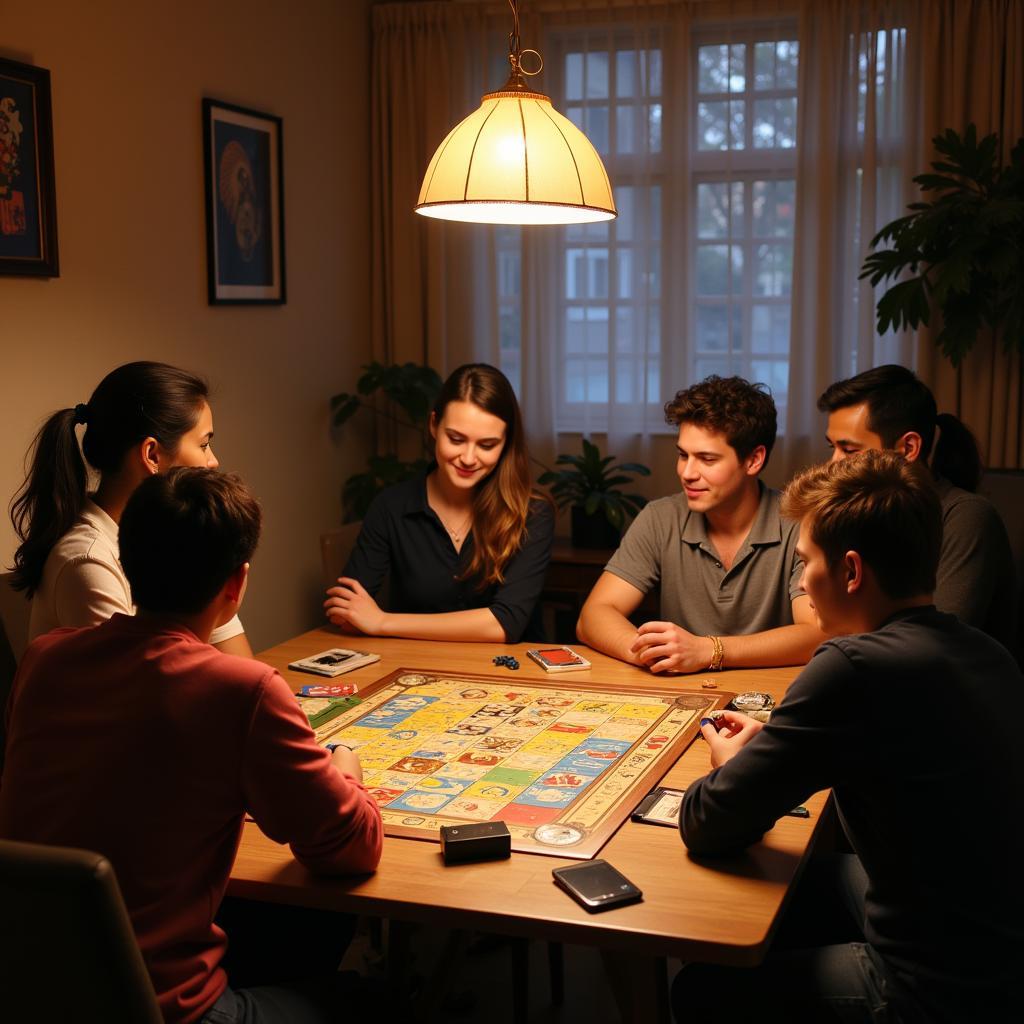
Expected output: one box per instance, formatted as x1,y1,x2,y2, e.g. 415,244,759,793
430,400,507,493
795,522,853,636
168,401,219,469
675,423,763,513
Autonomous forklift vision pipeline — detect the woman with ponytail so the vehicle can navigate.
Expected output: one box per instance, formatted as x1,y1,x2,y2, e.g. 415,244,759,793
10,361,252,655
325,363,554,642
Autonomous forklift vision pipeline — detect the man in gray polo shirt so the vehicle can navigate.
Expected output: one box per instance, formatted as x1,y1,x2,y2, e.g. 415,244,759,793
577,376,824,674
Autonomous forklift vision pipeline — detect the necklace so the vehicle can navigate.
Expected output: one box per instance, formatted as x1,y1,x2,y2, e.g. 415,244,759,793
437,509,473,543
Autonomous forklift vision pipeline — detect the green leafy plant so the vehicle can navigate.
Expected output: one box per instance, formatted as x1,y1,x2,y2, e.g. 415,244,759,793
860,125,1024,366
538,438,650,533
330,362,442,522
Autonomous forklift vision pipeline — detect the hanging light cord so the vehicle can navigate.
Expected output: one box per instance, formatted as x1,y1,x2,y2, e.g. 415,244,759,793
503,0,544,89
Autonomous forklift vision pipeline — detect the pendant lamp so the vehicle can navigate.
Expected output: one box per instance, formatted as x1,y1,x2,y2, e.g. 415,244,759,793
415,0,616,225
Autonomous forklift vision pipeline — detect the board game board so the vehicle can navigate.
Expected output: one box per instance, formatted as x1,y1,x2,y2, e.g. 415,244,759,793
308,668,732,860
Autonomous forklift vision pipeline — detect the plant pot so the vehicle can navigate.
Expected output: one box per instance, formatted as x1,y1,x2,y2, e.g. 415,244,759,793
570,506,622,550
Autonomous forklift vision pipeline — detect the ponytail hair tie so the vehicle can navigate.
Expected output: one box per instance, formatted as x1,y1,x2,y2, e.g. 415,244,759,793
73,403,89,425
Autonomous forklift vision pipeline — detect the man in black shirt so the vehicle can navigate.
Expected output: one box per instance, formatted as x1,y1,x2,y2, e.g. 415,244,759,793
674,451,1024,1023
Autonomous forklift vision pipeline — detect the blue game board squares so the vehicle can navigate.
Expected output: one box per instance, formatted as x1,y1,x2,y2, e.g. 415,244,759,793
386,789,457,813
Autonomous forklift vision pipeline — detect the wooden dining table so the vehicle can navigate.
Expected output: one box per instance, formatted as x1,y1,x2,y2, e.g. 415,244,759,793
231,626,827,1021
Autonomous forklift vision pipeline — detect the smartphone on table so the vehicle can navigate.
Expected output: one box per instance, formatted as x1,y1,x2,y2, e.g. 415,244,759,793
552,859,643,913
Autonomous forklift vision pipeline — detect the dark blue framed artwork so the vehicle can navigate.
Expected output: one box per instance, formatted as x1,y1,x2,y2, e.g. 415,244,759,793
202,98,285,304
0,58,59,277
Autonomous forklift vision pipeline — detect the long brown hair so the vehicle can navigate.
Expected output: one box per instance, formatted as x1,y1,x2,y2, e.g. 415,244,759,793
433,364,542,587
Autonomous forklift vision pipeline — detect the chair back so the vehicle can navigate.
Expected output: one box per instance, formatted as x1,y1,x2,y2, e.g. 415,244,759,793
0,573,31,772
978,469,1024,664
0,838,162,1023
0,572,31,664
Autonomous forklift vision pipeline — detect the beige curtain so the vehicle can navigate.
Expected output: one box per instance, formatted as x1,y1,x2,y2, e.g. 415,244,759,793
913,0,1024,468
789,0,1024,472
370,2,499,374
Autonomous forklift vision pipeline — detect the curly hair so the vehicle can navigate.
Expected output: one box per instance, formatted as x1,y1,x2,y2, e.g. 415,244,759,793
664,375,777,462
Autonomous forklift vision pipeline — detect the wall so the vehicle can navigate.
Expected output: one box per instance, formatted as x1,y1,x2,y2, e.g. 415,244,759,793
0,0,373,650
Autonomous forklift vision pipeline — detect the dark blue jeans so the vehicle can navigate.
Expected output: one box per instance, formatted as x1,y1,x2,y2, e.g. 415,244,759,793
671,855,905,1023
201,898,358,1023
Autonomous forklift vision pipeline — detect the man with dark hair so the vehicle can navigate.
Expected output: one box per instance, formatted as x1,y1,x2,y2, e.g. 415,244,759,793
674,451,1024,1022
0,468,383,1024
818,363,1016,651
578,375,824,673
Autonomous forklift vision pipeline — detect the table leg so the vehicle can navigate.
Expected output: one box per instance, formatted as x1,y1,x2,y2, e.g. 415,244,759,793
602,949,670,1023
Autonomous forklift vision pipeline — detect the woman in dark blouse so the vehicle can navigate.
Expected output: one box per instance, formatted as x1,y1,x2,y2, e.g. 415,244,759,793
324,364,554,642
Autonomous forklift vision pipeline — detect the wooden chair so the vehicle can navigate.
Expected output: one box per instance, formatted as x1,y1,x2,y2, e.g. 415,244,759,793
0,838,162,1023
0,574,30,772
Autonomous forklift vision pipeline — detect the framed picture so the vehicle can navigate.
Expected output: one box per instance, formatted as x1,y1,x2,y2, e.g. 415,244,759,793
0,58,59,277
202,98,285,304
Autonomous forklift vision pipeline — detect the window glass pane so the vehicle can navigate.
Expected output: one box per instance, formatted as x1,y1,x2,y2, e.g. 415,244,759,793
754,243,792,297
590,249,609,299
695,305,741,352
616,50,636,98
648,306,661,354
585,105,610,154
650,185,661,241
647,244,661,299
586,306,609,354
752,304,791,355
775,97,797,148
751,359,789,398
697,182,744,238
586,51,609,99
697,43,745,92
754,41,777,90
616,307,636,352
776,40,799,88
566,358,587,401
617,249,633,299
696,245,742,295
753,98,776,148
566,53,584,100
615,358,636,403
648,103,663,152
566,249,586,299
648,49,663,95
752,180,796,238
698,101,745,150
615,187,635,242
566,307,586,353
616,104,635,154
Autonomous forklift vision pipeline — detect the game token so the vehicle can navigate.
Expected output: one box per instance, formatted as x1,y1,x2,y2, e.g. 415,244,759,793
700,679,718,689
727,691,775,721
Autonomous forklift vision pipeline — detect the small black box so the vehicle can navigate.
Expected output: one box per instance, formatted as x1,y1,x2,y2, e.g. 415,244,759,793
439,821,511,864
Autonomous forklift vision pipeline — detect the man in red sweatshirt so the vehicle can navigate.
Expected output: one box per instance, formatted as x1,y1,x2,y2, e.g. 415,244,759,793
0,468,383,1024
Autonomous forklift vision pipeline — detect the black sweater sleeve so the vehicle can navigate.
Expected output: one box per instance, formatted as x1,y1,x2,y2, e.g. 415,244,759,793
680,643,860,856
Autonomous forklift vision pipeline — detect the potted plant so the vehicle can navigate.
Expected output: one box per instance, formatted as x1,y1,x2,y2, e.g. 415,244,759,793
539,438,651,549
860,125,1024,366
330,362,442,522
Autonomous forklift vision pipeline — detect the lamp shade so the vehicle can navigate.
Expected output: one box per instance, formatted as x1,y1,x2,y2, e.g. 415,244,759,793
415,89,616,225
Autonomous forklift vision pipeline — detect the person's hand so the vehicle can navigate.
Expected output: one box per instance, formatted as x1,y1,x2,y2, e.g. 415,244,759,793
324,577,386,635
630,621,715,674
700,711,763,768
329,743,363,783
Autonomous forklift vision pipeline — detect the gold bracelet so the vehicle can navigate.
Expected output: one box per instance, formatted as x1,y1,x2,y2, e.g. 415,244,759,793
706,634,725,671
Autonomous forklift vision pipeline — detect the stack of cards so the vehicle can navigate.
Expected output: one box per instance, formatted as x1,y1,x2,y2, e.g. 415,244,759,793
288,648,380,677
526,646,591,672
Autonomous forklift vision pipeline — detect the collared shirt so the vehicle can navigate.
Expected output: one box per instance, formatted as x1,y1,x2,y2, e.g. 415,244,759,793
29,497,244,646
343,473,555,642
604,482,803,635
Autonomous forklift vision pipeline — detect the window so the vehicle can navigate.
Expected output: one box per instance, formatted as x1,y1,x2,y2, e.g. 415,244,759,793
496,23,800,432
692,34,798,427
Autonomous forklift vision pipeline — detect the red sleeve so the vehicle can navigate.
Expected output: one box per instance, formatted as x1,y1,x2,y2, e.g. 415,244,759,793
240,671,383,875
